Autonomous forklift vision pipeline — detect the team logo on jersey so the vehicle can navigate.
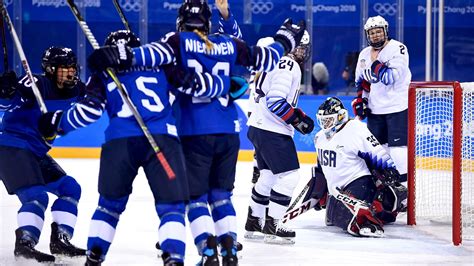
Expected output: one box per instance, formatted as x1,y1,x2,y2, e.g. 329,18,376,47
317,148,336,167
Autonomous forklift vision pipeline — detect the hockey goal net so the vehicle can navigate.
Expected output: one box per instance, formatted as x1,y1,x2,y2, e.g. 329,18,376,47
407,81,474,245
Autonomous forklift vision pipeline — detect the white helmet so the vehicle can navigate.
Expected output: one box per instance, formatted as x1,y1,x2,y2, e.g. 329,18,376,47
364,16,388,49
316,97,349,139
289,30,311,64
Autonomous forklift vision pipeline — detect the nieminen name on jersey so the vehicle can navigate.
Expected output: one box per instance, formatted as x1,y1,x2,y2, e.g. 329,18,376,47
185,39,235,55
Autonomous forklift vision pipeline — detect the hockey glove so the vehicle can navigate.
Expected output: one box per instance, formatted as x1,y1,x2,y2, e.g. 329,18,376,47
371,60,394,85
274,18,306,54
291,108,314,135
38,110,64,141
87,44,133,73
371,168,401,187
355,77,371,93
82,74,106,110
351,97,370,119
229,76,249,100
361,68,379,83
302,165,329,210
0,71,18,99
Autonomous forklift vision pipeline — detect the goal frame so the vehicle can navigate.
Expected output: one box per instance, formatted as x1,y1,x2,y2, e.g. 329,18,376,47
407,81,463,246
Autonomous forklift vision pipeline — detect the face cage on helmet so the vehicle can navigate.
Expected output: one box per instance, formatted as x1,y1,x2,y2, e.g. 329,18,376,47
365,27,388,49
292,45,311,64
317,113,338,132
46,64,79,89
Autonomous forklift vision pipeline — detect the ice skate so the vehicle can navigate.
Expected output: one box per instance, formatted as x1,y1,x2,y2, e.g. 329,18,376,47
244,207,264,240
221,235,238,266
14,229,56,263
85,246,103,266
262,215,295,245
50,222,86,257
197,235,219,266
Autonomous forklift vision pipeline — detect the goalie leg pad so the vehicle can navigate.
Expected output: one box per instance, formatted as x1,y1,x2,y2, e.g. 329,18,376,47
327,176,378,233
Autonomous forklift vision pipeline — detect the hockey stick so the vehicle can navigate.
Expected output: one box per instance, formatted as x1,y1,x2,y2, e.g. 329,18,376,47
286,178,311,211
282,189,368,224
112,0,131,31
282,198,317,223
0,3,47,114
0,8,8,71
66,0,176,180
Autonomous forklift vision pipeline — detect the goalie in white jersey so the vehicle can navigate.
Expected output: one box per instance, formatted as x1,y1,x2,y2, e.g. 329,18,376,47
244,31,315,245
306,97,407,237
351,15,411,183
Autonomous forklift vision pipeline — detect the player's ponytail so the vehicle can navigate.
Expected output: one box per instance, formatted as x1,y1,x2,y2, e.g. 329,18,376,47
193,29,214,52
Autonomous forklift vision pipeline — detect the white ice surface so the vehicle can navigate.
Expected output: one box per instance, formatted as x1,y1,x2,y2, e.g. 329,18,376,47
1,159,473,265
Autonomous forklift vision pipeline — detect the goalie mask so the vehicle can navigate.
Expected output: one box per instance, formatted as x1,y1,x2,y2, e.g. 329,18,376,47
364,16,389,49
289,30,311,64
41,46,79,90
104,30,141,48
176,0,212,34
316,97,349,139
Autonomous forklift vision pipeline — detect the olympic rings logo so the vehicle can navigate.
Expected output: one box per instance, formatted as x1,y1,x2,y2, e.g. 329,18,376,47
250,0,273,15
373,3,397,16
120,0,142,12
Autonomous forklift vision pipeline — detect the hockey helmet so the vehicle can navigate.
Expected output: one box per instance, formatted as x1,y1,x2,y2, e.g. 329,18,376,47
176,0,212,34
316,97,349,138
104,30,141,48
289,30,311,64
41,46,79,89
364,16,388,49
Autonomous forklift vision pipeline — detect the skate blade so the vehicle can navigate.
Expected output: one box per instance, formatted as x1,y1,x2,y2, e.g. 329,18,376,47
359,228,384,238
263,235,295,245
244,231,264,240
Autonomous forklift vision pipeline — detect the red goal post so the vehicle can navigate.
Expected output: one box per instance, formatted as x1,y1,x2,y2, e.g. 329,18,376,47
407,81,474,246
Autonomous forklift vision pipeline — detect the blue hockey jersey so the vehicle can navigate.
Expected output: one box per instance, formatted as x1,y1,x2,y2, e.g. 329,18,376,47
0,74,86,156
132,31,284,136
98,67,178,141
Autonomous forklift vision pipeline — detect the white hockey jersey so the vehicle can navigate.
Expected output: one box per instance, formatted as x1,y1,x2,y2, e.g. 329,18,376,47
356,39,411,114
247,55,302,136
314,119,395,196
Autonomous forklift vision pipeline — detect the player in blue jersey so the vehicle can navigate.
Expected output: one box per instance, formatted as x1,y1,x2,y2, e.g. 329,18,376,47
78,30,240,266
0,46,105,263
86,1,305,264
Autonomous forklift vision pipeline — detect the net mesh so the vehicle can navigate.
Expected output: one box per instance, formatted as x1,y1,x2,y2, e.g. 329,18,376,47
414,82,474,241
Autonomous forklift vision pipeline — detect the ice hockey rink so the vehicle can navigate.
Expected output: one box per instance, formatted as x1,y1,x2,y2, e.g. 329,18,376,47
1,159,473,265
